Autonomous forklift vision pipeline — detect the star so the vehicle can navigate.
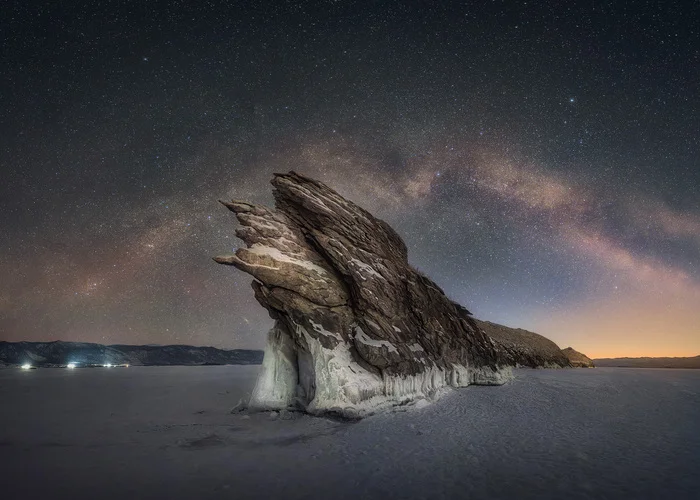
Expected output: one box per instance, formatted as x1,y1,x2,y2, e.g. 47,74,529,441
0,0,696,357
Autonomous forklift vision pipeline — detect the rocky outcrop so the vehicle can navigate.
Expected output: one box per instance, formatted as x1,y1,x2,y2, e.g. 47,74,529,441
215,172,511,417
476,320,571,368
561,347,595,368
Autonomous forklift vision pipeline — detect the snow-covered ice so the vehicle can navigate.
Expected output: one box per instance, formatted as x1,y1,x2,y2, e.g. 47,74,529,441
1,366,699,499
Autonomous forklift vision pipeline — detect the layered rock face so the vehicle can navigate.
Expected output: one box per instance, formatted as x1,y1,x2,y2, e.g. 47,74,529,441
215,172,511,417
475,320,571,368
561,347,595,368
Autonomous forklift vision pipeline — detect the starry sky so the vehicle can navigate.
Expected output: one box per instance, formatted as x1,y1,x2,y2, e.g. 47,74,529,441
1,1,698,357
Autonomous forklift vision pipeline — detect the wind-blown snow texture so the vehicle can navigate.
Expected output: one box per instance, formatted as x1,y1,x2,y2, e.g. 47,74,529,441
1,366,698,500
215,172,510,416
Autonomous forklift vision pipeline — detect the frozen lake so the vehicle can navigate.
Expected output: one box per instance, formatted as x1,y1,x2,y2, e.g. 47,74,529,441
1,366,698,499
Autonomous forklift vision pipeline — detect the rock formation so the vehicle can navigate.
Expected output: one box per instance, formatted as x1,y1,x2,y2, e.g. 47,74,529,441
475,320,571,368
561,347,595,368
215,172,511,417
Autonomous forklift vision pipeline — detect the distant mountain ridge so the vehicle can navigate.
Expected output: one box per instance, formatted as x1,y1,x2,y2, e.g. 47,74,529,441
0,341,263,367
475,319,573,368
593,355,700,369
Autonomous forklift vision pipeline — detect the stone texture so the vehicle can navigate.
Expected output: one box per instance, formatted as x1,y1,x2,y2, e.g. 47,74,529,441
475,320,572,368
215,172,511,417
561,347,595,367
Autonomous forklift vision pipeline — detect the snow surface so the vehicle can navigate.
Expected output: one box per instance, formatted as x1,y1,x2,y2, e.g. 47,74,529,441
2,366,699,499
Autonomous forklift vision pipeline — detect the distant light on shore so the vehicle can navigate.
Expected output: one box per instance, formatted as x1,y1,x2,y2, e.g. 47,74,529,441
21,363,32,370
67,363,76,369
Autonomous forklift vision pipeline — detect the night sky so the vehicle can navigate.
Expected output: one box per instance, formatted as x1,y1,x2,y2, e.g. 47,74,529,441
1,1,698,357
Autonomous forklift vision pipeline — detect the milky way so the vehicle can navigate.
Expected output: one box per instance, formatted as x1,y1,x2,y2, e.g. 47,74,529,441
1,1,698,356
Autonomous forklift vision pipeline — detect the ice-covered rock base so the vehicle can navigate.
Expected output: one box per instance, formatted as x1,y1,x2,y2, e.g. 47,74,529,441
249,323,512,418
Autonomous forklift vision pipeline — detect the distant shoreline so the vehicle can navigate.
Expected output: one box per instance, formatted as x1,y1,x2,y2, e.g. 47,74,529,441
593,355,700,369
0,340,263,367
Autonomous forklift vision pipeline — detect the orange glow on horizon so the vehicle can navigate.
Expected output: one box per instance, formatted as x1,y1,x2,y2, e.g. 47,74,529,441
530,287,700,359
